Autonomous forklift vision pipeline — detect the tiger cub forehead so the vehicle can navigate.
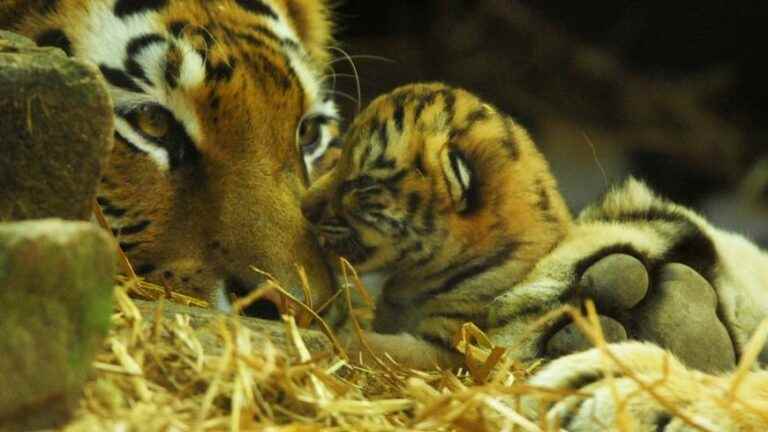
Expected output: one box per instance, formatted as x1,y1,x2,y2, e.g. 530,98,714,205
340,82,568,222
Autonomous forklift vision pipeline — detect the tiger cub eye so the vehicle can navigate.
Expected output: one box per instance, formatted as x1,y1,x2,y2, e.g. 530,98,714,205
136,105,171,139
298,116,321,150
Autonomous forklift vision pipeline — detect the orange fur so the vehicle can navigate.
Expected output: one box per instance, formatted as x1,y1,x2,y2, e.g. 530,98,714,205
2,0,339,310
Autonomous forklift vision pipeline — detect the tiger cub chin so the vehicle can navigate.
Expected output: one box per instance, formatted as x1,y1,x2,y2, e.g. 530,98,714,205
301,82,573,368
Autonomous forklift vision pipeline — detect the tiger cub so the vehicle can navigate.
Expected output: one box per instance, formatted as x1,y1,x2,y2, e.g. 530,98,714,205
304,82,768,430
301,82,573,367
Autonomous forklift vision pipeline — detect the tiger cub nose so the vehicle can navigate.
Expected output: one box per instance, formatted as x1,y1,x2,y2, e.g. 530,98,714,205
301,196,326,224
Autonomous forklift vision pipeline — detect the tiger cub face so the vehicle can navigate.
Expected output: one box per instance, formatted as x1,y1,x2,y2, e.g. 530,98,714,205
2,0,341,314
302,83,572,281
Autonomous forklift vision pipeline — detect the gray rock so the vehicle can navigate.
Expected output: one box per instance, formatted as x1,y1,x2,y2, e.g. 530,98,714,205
546,315,628,358
0,31,113,222
0,219,116,431
579,253,649,311
0,31,35,49
631,263,736,373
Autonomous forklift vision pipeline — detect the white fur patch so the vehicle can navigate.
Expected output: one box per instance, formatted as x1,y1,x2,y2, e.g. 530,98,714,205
175,41,206,90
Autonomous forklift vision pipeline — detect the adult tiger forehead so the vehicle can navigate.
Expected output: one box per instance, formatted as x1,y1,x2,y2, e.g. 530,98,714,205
1,0,340,315
7,0,335,153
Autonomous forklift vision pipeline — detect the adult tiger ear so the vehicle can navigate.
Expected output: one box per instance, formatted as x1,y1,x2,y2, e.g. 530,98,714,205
282,0,334,66
439,147,473,213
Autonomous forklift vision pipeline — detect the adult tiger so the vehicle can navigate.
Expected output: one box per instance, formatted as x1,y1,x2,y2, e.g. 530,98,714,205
0,0,342,314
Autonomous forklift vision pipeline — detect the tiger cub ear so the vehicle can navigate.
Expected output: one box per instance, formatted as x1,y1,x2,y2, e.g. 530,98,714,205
440,148,473,213
283,0,333,66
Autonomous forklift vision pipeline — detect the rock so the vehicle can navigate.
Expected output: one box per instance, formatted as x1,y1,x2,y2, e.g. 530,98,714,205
0,31,113,222
133,300,333,356
0,219,116,431
631,263,736,373
545,316,627,358
579,253,649,311
0,31,35,49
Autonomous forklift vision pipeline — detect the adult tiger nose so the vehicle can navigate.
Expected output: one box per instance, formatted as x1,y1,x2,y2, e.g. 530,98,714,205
225,276,310,324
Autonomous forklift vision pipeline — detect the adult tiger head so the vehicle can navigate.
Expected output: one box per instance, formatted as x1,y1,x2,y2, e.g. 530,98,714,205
2,0,341,316
302,83,572,279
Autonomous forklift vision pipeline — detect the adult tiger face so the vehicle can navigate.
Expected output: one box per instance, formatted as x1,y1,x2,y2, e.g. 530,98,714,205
1,0,341,316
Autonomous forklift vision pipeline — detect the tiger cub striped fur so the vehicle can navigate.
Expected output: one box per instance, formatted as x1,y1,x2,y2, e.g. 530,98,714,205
301,82,573,367
1,0,342,314
304,82,768,430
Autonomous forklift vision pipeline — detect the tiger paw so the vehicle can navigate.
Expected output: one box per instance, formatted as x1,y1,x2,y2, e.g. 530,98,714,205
522,342,754,431
545,254,736,373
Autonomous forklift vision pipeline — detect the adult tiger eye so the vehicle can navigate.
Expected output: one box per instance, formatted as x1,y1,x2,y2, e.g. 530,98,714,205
136,105,171,139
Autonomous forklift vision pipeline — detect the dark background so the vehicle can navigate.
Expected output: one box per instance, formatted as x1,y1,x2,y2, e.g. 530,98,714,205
330,1,767,244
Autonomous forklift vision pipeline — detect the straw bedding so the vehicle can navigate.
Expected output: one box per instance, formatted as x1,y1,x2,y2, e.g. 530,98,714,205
60,276,767,432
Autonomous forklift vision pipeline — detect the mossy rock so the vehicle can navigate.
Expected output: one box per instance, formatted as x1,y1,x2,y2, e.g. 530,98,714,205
0,31,113,221
0,219,116,431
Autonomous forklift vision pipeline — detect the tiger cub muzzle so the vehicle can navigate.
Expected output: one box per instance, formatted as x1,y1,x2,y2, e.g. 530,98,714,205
301,197,375,265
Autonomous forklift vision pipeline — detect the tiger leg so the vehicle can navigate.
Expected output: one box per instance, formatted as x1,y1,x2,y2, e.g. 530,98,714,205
523,341,768,431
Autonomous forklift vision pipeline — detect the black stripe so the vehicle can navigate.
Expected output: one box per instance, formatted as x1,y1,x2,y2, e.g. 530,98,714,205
393,241,423,264
248,24,282,44
413,91,439,122
340,175,376,194
428,310,483,322
535,178,551,212
35,29,72,56
359,140,372,170
380,170,407,195
250,54,292,89
127,33,165,57
205,58,237,83
393,103,405,133
441,90,456,123
654,414,673,432
113,220,151,236
135,263,156,275
114,0,168,18
418,243,520,301
559,371,609,429
660,224,717,278
490,298,564,328
235,0,279,19
421,190,437,233
597,208,688,225
164,44,183,88
573,243,649,282
501,119,521,160
406,192,421,215
372,154,396,169
448,108,488,143
119,242,141,253
168,20,188,38
465,107,489,124
125,33,165,86
99,64,144,93
420,333,456,353
96,197,127,218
